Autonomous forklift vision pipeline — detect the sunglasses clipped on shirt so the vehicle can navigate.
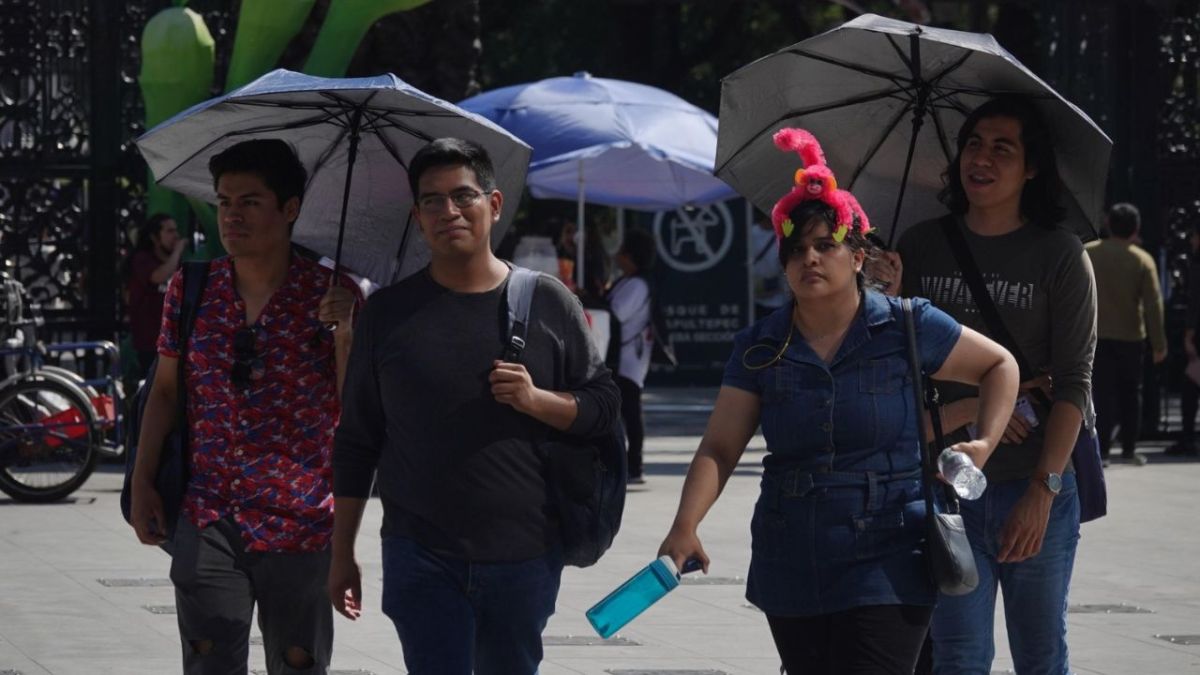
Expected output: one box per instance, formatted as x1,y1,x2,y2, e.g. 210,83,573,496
231,326,265,388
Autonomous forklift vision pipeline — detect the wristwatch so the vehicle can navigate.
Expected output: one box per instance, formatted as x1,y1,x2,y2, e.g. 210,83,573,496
1036,471,1063,495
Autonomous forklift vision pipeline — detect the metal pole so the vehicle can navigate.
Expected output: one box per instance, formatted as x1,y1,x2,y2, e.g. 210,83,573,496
332,107,364,283
887,29,930,250
576,158,586,291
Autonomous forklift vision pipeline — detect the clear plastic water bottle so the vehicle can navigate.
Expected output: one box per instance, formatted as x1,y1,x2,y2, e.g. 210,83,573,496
938,448,988,500
586,556,684,638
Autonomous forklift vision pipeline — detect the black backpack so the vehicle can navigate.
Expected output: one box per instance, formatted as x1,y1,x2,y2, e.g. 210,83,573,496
608,275,677,368
503,267,627,568
120,261,210,542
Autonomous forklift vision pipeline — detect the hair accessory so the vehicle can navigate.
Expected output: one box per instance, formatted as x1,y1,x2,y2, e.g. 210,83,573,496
770,128,871,243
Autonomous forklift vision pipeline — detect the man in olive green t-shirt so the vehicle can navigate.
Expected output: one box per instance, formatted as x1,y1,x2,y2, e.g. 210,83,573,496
1085,202,1166,465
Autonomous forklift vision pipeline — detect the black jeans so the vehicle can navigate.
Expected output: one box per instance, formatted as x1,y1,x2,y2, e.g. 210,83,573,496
1092,339,1144,457
768,604,933,674
615,375,644,478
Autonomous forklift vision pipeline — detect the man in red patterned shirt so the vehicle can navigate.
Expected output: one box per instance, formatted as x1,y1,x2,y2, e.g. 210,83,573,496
130,139,357,675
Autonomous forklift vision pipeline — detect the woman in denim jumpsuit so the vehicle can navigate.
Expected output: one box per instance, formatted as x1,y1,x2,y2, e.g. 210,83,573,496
658,133,1019,674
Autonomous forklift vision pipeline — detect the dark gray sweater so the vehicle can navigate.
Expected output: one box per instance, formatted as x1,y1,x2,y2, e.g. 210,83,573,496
898,216,1097,481
333,267,620,561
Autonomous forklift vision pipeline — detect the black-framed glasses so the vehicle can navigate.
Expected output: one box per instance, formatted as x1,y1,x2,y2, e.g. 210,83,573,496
416,189,489,213
231,326,264,388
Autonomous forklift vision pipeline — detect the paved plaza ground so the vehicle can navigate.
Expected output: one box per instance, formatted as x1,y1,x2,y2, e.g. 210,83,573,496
1,387,1199,674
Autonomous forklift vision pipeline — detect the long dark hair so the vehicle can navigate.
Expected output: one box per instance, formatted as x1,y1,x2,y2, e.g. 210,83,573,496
939,96,1065,227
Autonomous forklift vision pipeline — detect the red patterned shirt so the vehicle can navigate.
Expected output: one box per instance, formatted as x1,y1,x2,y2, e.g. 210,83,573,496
158,252,358,552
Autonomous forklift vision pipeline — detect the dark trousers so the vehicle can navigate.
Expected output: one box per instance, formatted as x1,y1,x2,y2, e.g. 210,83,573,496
1093,339,1144,458
381,535,563,675
615,375,645,478
767,604,933,674
170,517,332,675
1183,377,1200,442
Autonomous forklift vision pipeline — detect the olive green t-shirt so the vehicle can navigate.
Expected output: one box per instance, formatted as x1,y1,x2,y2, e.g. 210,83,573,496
897,216,1098,482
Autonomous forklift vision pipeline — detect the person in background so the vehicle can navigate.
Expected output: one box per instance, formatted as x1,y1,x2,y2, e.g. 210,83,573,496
1168,222,1200,457
1085,202,1166,466
126,213,185,379
608,228,658,485
750,215,791,320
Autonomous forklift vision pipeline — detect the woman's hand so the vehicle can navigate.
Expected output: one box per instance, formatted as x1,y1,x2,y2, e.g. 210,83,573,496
943,438,992,476
658,525,710,575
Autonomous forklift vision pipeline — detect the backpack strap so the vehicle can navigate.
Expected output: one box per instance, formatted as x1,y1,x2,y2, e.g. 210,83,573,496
175,261,211,430
503,266,540,363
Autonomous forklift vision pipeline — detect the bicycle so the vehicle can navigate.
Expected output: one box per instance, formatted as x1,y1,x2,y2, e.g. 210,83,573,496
0,273,124,502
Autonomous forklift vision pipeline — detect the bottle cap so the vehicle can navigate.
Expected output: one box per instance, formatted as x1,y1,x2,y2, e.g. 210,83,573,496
657,554,679,578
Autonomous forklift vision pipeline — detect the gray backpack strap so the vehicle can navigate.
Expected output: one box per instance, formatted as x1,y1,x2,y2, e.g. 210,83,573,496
503,266,540,363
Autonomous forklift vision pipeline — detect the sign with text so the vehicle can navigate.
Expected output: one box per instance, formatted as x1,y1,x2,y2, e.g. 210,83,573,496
635,199,749,386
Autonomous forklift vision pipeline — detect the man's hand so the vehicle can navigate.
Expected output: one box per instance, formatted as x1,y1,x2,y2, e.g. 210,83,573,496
328,553,363,620
997,485,1055,563
490,360,540,414
868,251,903,297
1153,348,1167,365
318,286,356,332
130,480,167,545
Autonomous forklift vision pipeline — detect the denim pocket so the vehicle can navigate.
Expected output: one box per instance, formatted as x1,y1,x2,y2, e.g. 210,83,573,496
851,508,907,561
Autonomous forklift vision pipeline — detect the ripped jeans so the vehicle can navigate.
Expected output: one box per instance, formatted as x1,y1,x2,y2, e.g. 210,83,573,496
170,516,332,675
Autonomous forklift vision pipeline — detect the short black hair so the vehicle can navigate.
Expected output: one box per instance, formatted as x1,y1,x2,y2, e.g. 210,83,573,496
1107,202,1140,239
621,229,656,273
939,96,1065,228
208,139,307,209
408,138,497,198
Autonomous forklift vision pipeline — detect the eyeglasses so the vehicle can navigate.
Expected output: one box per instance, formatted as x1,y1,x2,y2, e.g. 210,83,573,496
416,189,489,214
231,326,264,388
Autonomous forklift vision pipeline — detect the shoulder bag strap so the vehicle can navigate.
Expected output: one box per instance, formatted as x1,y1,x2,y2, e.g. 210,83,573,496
175,261,211,435
901,298,961,514
938,216,1034,378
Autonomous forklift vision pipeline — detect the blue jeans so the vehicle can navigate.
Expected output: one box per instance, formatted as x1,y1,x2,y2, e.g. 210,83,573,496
931,472,1080,675
381,535,563,675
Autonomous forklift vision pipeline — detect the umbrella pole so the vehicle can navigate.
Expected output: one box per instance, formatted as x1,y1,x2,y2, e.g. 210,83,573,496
331,108,364,286
887,31,930,250
576,159,585,292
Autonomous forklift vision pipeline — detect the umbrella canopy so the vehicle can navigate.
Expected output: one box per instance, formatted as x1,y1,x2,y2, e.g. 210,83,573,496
459,72,735,211
715,14,1112,246
137,69,532,283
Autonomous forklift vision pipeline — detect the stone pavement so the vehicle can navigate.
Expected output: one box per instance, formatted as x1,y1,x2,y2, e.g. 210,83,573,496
1,387,1199,674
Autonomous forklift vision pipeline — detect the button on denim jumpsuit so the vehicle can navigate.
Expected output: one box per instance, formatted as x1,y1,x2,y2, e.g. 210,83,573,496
723,291,962,617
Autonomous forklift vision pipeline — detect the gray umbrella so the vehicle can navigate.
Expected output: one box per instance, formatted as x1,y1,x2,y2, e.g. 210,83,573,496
715,13,1112,246
137,69,531,283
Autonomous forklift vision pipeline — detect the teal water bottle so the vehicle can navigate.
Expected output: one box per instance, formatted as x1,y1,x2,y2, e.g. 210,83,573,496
586,556,698,638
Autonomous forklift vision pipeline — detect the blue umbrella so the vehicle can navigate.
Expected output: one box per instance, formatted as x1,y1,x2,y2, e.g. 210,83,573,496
459,72,735,287
137,69,532,283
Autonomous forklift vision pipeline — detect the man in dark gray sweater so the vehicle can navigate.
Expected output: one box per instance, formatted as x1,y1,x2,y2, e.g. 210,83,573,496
893,97,1096,674
328,138,620,674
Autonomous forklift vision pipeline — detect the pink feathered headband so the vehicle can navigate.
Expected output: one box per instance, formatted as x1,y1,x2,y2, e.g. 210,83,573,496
770,128,871,243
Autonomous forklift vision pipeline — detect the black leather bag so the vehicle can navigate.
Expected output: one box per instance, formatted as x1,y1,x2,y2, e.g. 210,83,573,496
504,267,627,568
901,298,980,596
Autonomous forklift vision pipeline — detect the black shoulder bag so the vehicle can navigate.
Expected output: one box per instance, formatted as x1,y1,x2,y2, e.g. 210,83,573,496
120,260,210,544
504,267,628,568
938,216,1106,523
902,297,980,596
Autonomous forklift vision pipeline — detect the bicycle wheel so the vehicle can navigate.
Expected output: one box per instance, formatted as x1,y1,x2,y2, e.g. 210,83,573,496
0,376,98,502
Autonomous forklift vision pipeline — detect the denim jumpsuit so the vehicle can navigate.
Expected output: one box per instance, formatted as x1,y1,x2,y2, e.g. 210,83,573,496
723,291,962,617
